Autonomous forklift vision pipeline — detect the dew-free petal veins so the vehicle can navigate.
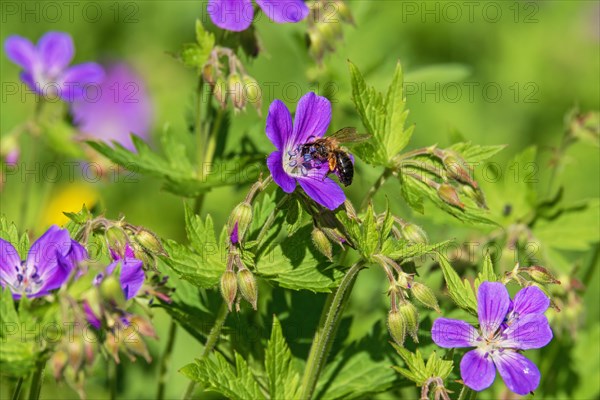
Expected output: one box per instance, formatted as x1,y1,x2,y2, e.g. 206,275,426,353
298,176,345,210
207,0,254,32
432,318,479,348
502,314,553,350
493,351,540,395
292,92,332,146
512,285,550,317
37,31,74,75
120,258,145,300
267,151,296,193
460,349,496,391
477,281,510,337
265,99,293,151
255,0,309,23
4,35,36,70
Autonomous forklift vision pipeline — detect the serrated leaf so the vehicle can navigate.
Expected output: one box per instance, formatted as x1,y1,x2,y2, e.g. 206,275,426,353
183,352,265,400
265,317,300,400
475,253,497,289
392,345,453,386
437,254,477,315
360,204,379,258
283,196,305,237
0,337,37,377
0,217,28,258
0,288,19,327
256,226,344,292
449,142,506,163
349,61,413,167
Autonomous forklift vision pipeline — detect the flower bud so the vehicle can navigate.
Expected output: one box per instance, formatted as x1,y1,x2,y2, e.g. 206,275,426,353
308,30,325,63
105,226,129,259
461,185,487,209
51,350,68,380
214,76,228,108
105,332,121,363
237,268,258,310
68,335,84,371
437,183,464,209
411,282,440,313
228,202,253,242
522,266,561,285
123,328,152,363
387,310,406,346
321,227,347,247
243,75,261,113
220,270,238,311
334,0,354,23
399,301,419,342
228,73,246,111
100,275,126,306
400,223,428,245
134,228,166,256
202,63,216,85
311,227,333,260
443,155,476,187
1,135,20,165
130,315,158,338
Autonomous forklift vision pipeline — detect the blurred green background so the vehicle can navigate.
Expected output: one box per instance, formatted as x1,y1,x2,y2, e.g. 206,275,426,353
1,1,598,399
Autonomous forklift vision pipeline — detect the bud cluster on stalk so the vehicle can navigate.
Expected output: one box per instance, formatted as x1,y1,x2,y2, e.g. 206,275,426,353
221,201,258,311
307,0,354,64
202,47,261,114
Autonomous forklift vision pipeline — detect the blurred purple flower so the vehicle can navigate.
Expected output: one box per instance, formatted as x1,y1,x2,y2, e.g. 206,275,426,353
4,31,104,102
266,92,345,210
71,63,153,151
94,245,145,301
0,225,87,299
431,282,553,395
208,0,309,31
230,222,239,245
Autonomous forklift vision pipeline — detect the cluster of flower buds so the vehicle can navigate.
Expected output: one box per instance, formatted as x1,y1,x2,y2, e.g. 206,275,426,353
546,274,584,338
221,201,258,311
103,314,157,364
202,47,262,114
375,253,440,346
393,217,429,245
420,377,452,400
103,221,168,271
306,0,354,64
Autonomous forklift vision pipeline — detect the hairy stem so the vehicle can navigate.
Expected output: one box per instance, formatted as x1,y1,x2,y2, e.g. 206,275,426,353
183,302,229,399
28,359,45,400
255,194,289,244
361,168,391,209
298,262,365,400
156,320,178,400
11,377,23,400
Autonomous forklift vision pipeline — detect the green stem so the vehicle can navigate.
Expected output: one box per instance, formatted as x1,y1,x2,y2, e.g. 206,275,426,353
457,385,474,400
11,377,23,400
183,302,229,399
255,195,289,245
28,359,45,400
109,361,117,400
203,109,224,170
361,168,392,209
156,321,178,400
298,262,365,400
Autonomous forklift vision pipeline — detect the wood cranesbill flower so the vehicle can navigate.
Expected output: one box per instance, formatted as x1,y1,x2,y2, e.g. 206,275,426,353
94,245,145,301
72,63,153,151
207,0,309,32
266,92,346,210
431,282,553,395
4,31,104,102
0,225,87,299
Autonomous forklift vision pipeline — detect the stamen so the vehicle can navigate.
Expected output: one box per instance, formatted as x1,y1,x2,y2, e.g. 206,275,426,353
288,160,297,167
300,165,308,176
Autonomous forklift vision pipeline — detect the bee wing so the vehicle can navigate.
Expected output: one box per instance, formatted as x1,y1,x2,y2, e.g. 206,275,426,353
330,127,371,143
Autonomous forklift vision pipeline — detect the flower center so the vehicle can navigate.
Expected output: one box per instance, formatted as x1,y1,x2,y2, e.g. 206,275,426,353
283,145,322,177
476,329,510,357
5,261,45,295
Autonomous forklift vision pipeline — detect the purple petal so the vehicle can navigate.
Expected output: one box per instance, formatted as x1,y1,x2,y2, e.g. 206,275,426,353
83,301,102,329
33,252,72,297
432,318,479,348
267,151,296,193
502,314,553,350
0,238,21,287
207,0,254,32
4,35,36,70
25,225,70,277
492,351,540,395
67,240,88,266
460,349,496,392
512,286,550,317
19,71,40,94
120,258,145,300
291,92,332,147
37,32,74,76
477,282,510,338
59,62,105,101
230,222,239,244
266,99,292,150
298,175,345,210
255,0,309,23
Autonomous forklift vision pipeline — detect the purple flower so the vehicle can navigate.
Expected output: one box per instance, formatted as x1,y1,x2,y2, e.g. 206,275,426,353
432,282,553,395
72,63,153,152
0,225,87,299
230,222,239,245
207,0,309,32
4,31,104,102
266,92,346,210
95,245,145,301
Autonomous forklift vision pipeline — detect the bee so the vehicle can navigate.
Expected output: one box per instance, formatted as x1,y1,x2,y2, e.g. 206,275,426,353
300,127,370,186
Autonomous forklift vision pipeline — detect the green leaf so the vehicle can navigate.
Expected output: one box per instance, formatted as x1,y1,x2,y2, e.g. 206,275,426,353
392,345,453,386
181,20,215,73
182,352,265,400
349,61,413,167
476,253,497,288
162,206,226,288
437,254,477,314
360,204,379,259
283,196,306,237
0,337,37,377
265,317,301,400
449,142,506,163
0,289,19,328
256,226,345,292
